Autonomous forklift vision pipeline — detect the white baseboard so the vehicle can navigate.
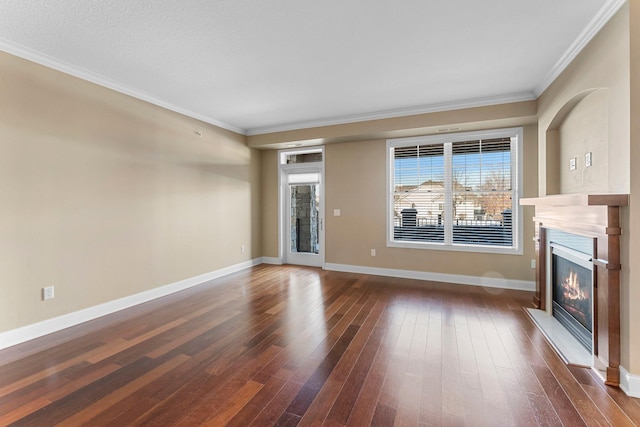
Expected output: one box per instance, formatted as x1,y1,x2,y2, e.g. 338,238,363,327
323,263,535,291
620,366,640,398
0,258,262,351
261,256,283,265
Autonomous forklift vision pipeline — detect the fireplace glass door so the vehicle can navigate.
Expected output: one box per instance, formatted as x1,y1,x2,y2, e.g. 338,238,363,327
551,248,593,352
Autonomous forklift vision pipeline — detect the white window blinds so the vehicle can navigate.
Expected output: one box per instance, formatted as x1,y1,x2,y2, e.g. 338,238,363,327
388,129,521,253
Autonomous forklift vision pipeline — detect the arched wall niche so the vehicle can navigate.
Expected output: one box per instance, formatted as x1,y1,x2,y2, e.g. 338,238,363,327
544,88,609,195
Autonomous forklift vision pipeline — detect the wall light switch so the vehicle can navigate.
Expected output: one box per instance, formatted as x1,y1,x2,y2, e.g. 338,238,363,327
334,209,341,217
43,286,55,300
570,157,577,171
585,152,592,167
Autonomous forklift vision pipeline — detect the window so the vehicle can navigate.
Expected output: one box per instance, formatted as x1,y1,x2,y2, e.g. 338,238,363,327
280,148,323,165
387,128,522,254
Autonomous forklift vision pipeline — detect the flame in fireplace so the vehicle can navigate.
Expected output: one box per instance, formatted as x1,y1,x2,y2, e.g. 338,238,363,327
562,269,588,301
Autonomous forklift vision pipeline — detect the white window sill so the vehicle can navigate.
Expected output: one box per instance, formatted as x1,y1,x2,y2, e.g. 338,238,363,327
387,240,523,255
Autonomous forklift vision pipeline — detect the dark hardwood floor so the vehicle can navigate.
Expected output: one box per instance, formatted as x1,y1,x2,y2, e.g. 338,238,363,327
1,265,639,426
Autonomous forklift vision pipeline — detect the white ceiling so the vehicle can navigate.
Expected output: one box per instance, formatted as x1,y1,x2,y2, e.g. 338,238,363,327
0,0,625,135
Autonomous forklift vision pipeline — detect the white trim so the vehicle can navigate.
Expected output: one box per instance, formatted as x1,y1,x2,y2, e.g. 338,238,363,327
278,154,284,263
278,146,325,268
0,38,245,135
385,241,523,256
620,366,640,398
443,142,453,244
261,256,283,265
247,92,535,136
533,0,627,97
0,258,262,351
514,132,524,256
320,155,326,270
324,263,535,292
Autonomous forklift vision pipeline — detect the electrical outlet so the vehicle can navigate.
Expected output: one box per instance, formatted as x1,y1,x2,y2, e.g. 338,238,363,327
42,286,55,300
334,209,341,217
371,249,376,256
570,157,577,171
241,245,245,254
531,259,536,269
585,152,592,167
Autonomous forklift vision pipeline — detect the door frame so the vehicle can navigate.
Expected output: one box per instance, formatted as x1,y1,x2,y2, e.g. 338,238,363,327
278,147,325,267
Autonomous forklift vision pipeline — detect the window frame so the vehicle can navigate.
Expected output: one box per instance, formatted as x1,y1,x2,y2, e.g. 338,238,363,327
386,127,523,255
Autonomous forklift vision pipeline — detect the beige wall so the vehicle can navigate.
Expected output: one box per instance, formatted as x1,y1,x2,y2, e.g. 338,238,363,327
323,126,537,281
537,5,630,196
253,100,539,287
557,90,609,193
261,149,279,258
537,4,639,372
257,103,539,284
0,51,261,333
629,0,640,374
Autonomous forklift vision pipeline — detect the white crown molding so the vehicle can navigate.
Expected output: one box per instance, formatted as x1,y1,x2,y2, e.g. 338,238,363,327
246,92,536,136
620,366,640,398
0,37,535,137
0,258,262,351
533,0,627,97
0,38,534,138
1,0,624,140
324,263,535,292
0,38,246,135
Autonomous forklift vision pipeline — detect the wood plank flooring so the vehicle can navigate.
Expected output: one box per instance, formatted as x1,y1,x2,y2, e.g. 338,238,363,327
1,265,639,426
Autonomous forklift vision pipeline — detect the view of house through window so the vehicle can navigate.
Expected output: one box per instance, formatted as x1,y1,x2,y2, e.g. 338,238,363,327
388,128,522,253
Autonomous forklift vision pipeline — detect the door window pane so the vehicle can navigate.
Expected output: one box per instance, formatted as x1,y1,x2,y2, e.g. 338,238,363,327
290,184,320,254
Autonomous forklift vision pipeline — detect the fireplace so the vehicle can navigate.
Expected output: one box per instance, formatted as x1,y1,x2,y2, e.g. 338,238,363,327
520,193,628,387
550,243,593,352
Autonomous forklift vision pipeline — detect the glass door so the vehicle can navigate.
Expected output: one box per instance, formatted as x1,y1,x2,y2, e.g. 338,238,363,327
285,170,322,267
